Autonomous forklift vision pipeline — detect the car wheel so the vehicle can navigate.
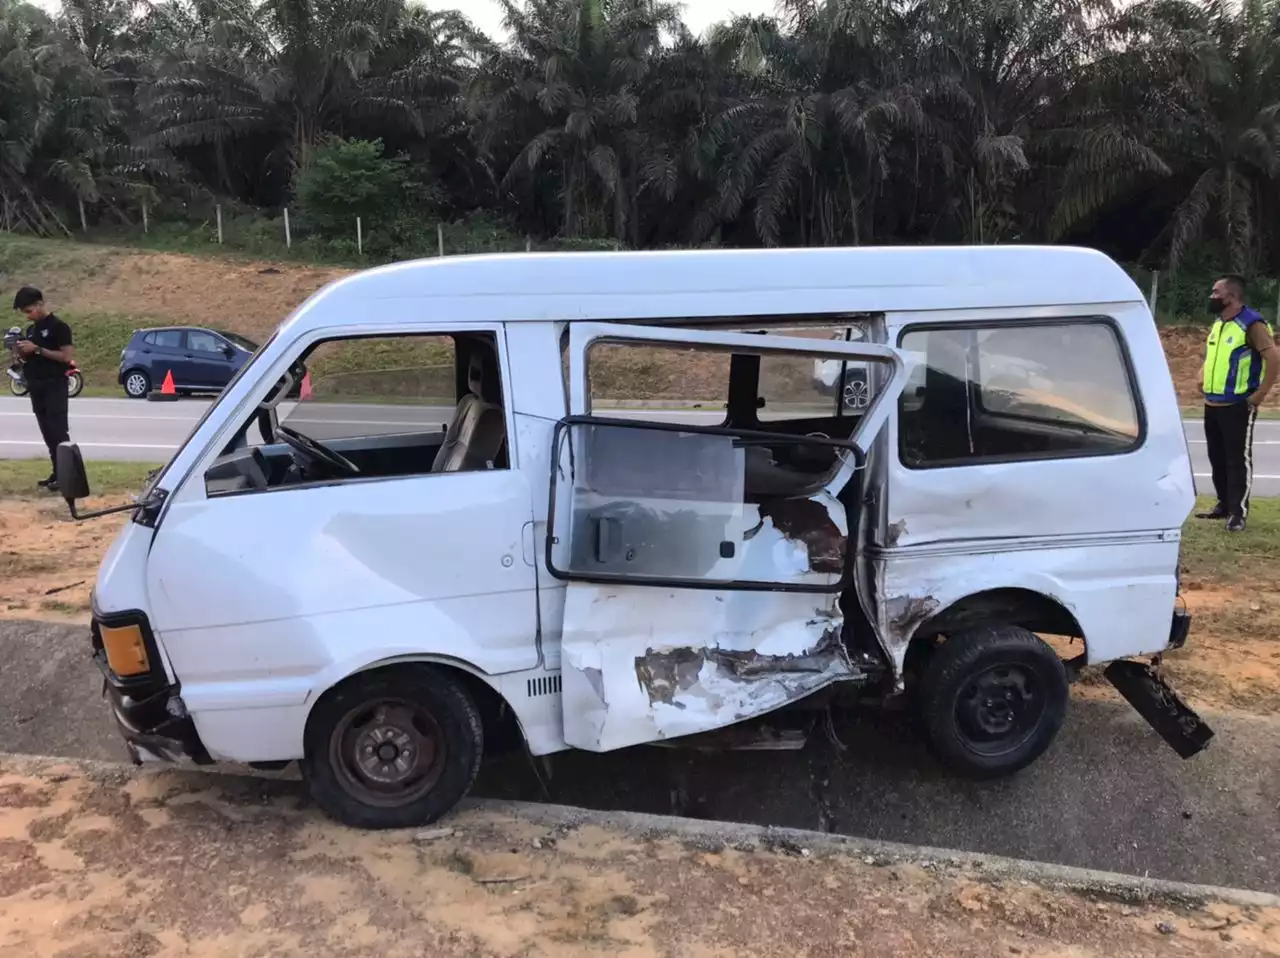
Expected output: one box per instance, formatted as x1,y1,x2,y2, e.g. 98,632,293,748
123,370,151,399
842,377,871,411
8,377,26,397
301,666,484,830
917,625,1068,779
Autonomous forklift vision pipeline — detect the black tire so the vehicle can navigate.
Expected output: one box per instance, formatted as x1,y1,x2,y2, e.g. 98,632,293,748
67,372,83,398
301,666,483,829
8,377,26,397
122,369,151,399
917,625,1068,779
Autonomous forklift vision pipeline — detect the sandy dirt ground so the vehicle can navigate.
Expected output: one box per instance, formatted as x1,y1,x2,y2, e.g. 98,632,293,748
0,499,125,622
0,755,1274,958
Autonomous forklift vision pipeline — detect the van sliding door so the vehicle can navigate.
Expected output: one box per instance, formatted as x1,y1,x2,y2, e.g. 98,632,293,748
550,323,907,752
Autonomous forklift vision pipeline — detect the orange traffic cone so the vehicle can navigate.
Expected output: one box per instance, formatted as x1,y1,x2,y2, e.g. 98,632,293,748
299,370,312,401
148,369,179,402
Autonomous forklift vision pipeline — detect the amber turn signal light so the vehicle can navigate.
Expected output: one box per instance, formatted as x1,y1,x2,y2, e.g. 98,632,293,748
100,623,150,677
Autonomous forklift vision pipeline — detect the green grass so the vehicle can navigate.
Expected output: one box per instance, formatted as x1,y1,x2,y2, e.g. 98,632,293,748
1181,496,1280,583
0,459,161,498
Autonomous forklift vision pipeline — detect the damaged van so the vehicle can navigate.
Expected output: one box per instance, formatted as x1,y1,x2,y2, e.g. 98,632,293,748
59,245,1210,829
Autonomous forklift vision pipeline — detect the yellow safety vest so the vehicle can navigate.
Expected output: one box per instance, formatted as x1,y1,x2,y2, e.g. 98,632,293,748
1203,312,1269,402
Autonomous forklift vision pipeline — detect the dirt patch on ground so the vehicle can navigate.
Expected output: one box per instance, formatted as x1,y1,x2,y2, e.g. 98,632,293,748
1159,324,1280,410
0,756,1274,958
0,499,125,622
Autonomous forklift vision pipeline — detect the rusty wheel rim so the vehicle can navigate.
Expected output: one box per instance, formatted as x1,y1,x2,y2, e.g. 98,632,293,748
330,698,446,808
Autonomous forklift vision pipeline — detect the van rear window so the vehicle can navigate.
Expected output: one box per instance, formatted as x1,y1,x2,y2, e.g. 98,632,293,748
898,320,1141,468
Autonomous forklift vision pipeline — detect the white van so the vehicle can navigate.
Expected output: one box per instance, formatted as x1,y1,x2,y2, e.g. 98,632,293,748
60,246,1211,830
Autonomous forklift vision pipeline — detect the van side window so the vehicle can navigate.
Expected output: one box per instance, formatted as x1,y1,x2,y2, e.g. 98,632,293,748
577,320,879,430
899,321,1141,468
203,333,508,497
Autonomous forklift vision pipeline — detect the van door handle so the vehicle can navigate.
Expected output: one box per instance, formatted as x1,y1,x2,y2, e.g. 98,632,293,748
593,516,621,563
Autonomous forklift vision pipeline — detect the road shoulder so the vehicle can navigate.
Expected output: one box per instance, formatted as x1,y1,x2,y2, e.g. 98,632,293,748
0,754,1276,957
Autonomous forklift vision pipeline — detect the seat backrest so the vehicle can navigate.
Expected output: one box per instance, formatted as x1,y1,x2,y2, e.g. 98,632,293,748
431,345,506,473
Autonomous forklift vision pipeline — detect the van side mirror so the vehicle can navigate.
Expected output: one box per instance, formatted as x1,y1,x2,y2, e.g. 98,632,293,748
57,442,90,501
56,442,160,522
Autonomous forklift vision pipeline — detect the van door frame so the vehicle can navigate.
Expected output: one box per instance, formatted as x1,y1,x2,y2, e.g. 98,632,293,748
549,322,908,752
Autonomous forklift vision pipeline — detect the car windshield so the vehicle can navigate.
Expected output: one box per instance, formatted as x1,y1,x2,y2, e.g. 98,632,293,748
217,331,259,351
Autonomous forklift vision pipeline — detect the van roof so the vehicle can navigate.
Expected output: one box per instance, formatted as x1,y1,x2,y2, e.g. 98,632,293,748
289,245,1147,328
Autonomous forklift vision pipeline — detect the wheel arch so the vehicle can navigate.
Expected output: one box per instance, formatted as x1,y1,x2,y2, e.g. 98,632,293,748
307,654,528,756
902,588,1086,681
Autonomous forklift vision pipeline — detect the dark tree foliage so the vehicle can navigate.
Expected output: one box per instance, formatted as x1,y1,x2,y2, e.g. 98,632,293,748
1,0,1278,271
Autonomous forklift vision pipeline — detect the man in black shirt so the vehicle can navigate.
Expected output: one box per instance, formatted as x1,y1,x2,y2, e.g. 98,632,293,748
12,287,74,491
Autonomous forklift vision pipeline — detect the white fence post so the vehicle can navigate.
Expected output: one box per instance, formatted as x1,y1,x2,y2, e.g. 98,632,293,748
1148,269,1160,317
437,223,445,257
216,205,223,244
283,207,291,249
356,216,363,256
78,197,87,232
526,235,532,252
142,202,149,234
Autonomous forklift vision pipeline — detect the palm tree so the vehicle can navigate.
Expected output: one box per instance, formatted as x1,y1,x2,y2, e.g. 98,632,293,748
1053,0,1280,271
907,0,1117,243
472,0,682,240
141,0,480,199
0,0,123,233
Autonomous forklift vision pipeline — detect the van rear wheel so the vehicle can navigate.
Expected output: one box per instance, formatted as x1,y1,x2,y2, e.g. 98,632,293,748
917,625,1067,779
302,667,483,829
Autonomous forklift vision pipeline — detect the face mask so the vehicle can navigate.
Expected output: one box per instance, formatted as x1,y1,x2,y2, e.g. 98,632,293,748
1208,297,1227,315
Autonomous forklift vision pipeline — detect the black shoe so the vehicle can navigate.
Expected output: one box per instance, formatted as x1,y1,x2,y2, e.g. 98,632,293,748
36,475,55,489
1227,515,1246,532
1195,504,1228,519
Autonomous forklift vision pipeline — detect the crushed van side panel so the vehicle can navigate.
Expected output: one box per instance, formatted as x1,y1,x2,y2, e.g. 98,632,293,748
559,585,858,752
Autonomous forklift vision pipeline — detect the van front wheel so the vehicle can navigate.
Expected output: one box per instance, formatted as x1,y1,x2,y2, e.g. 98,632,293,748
302,667,483,829
917,625,1067,779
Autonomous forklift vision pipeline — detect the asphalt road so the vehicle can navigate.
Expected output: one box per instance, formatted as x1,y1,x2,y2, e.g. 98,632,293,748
0,395,1269,497
2,618,1275,893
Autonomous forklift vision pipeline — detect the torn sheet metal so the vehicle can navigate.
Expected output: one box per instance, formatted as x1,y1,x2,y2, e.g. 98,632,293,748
559,586,857,752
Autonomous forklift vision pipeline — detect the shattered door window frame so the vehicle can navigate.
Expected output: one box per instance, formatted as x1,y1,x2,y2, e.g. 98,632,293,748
545,416,862,594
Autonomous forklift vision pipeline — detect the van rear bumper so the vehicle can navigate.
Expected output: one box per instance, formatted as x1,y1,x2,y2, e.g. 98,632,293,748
1103,609,1212,759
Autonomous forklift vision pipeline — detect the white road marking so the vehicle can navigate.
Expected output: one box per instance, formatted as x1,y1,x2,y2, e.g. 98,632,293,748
1195,472,1280,479
0,440,177,450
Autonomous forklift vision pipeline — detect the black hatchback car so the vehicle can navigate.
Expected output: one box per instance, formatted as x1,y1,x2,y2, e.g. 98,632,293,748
118,326,261,398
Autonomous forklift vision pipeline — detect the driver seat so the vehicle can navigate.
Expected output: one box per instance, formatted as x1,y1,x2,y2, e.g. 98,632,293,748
431,345,507,473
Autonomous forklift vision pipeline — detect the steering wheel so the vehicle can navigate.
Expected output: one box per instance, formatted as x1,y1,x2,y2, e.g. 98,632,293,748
276,425,361,479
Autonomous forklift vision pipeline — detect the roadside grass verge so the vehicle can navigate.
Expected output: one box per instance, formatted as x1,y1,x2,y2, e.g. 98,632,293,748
1181,496,1280,583
0,459,160,498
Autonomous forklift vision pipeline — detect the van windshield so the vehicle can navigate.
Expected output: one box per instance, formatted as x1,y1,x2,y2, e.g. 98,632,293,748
142,330,280,495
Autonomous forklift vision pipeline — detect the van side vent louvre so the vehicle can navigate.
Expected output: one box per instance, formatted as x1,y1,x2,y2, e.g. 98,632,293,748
527,674,562,697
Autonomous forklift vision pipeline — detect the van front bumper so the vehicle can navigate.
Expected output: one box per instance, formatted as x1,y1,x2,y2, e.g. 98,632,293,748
91,611,213,766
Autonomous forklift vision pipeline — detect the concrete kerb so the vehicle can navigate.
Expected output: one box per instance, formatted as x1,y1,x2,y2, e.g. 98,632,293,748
5,750,1278,913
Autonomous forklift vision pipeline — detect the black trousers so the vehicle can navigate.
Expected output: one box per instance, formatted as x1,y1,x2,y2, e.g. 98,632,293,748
1203,401,1257,519
28,376,69,479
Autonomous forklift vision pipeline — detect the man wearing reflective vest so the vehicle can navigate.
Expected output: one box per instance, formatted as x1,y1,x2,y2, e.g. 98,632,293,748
1198,274,1279,532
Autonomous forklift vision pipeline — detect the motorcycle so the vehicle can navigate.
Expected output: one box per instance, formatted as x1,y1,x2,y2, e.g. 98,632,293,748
4,326,84,398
